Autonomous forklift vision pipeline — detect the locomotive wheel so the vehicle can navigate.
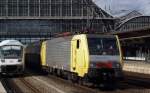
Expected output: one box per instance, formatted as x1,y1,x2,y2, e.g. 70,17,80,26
61,70,68,79
67,73,72,82
52,68,56,75
78,75,89,86
66,73,76,83
49,67,53,74
78,77,83,85
72,73,78,83
57,69,62,77
53,68,57,76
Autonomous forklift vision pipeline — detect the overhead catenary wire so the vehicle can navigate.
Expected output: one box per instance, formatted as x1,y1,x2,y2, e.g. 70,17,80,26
83,0,112,33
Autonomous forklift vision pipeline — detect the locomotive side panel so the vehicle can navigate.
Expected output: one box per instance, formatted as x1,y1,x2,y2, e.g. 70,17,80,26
42,37,72,71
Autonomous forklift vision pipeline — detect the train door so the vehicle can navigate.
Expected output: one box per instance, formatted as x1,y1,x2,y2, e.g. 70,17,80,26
71,39,85,77
71,40,77,72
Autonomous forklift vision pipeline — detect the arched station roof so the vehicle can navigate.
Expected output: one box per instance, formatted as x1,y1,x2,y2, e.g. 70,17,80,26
115,16,150,32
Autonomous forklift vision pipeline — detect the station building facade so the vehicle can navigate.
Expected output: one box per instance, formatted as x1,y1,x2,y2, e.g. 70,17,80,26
1,0,150,61
0,0,114,44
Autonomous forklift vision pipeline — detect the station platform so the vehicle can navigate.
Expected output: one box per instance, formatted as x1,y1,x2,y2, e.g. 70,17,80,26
0,82,6,93
123,60,150,75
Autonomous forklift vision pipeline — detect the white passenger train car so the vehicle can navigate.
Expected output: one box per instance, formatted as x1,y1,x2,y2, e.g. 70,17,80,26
0,40,24,74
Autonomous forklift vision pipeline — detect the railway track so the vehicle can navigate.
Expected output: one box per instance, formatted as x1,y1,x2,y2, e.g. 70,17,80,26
25,70,150,92
1,71,150,93
20,71,108,93
123,71,150,88
1,78,14,93
46,74,101,93
45,75,150,93
19,78,41,93
1,77,40,93
23,70,99,92
124,77,150,88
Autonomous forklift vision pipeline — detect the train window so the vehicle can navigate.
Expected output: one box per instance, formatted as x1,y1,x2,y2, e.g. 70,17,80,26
77,40,80,49
87,37,119,55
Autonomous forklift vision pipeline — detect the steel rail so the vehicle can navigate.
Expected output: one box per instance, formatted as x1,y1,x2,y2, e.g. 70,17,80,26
19,78,40,93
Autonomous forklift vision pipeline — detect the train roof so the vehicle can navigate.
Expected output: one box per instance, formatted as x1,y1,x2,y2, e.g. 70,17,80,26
0,40,24,47
86,34,116,38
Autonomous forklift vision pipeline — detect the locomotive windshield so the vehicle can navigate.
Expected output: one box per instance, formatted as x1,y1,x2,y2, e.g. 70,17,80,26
87,37,119,55
0,45,23,59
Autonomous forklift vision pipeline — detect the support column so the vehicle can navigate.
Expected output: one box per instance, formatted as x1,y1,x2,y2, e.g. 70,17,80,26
39,0,40,17
6,0,8,17
17,0,19,16
71,0,72,17
28,0,30,16
50,0,51,16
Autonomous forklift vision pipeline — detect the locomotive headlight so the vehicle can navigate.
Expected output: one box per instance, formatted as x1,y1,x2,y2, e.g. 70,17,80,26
90,63,94,67
115,63,121,68
103,73,107,76
117,63,120,68
112,62,121,68
90,63,96,68
1,59,5,63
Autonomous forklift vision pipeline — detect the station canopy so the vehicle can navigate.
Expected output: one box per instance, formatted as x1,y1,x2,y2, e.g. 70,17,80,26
0,0,114,44
115,10,150,32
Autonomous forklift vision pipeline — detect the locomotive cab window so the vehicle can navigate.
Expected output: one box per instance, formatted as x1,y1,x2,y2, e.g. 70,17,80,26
77,40,80,49
87,37,119,55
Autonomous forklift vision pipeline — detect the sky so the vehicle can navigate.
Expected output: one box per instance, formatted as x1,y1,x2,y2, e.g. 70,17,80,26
94,0,150,17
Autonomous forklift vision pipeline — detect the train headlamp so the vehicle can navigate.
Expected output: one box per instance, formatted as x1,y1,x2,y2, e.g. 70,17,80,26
90,63,96,68
116,63,121,68
112,62,121,68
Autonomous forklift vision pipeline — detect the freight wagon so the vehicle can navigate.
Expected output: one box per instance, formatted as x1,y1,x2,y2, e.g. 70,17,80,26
25,41,42,71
